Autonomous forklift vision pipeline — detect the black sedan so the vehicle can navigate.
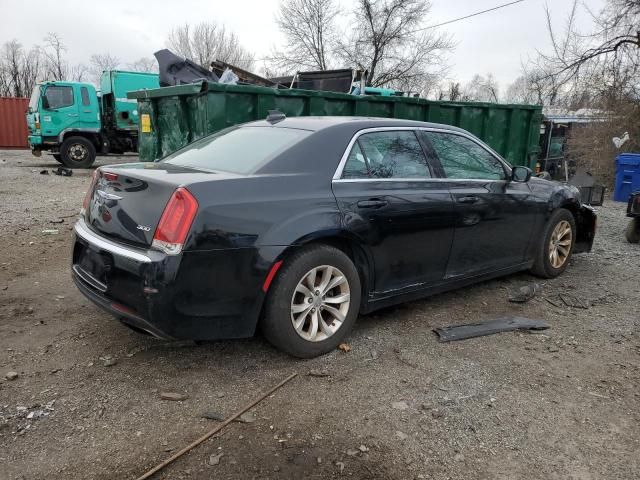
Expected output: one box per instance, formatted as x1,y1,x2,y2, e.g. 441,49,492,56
72,116,596,358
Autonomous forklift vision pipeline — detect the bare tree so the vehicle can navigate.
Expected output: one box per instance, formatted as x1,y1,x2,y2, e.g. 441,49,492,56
337,0,452,92
535,0,640,186
42,32,68,81
70,63,89,82
0,40,44,97
535,0,640,105
89,53,121,83
272,0,340,71
2,40,24,97
462,73,500,102
166,22,255,70
435,81,463,101
20,46,43,95
127,57,158,73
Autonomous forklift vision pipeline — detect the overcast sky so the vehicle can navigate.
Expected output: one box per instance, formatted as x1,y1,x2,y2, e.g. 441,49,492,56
1,0,604,89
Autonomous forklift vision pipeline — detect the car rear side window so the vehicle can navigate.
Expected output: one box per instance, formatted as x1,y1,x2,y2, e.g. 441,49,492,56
423,131,506,180
342,143,369,178
342,130,431,179
161,126,310,174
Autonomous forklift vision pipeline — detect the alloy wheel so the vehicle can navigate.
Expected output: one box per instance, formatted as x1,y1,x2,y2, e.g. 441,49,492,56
549,220,572,268
290,265,351,342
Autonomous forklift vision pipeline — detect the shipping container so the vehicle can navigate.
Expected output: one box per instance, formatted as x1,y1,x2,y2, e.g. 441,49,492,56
128,82,543,167
0,97,29,149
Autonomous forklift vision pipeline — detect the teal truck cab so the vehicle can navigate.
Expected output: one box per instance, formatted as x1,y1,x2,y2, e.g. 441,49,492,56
26,70,158,168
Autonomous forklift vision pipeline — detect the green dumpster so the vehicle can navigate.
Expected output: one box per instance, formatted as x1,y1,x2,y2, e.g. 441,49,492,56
128,81,542,167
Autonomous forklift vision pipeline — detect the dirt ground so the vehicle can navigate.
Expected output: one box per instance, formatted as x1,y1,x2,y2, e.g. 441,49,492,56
0,149,639,480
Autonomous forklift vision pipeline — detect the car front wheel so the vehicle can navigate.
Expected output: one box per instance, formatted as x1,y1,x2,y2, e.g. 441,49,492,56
531,208,576,278
261,245,361,358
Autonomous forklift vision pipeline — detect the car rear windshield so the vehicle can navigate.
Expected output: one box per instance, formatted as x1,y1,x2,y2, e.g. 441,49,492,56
160,126,310,174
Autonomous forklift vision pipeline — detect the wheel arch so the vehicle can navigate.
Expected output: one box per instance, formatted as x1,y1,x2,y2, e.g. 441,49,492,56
273,231,374,313
549,198,596,254
60,130,102,150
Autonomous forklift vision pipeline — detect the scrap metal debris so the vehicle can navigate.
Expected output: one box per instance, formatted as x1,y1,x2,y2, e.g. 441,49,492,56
508,283,540,303
434,316,549,342
546,293,590,309
53,166,72,177
558,293,590,309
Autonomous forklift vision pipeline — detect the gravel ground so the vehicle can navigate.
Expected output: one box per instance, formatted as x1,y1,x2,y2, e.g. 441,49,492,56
0,149,639,480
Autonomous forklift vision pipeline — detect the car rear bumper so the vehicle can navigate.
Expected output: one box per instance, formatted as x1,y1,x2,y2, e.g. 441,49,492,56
72,218,281,341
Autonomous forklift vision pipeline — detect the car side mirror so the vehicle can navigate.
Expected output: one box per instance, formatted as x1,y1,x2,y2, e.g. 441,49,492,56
512,166,532,183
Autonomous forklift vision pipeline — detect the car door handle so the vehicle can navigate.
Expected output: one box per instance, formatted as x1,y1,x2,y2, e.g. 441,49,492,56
458,195,479,204
67,113,78,117
357,199,388,209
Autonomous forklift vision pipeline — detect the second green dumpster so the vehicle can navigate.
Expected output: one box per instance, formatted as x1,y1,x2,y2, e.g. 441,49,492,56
128,81,542,167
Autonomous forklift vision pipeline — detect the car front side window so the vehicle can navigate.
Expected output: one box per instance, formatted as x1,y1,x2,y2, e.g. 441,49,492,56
423,131,506,180
342,130,431,179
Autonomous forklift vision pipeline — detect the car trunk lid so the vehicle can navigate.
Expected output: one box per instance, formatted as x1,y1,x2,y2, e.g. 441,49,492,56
84,162,231,247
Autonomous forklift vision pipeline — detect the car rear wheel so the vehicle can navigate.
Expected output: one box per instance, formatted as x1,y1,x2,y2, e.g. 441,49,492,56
530,208,576,278
60,136,96,168
261,245,361,358
52,153,63,163
625,218,640,243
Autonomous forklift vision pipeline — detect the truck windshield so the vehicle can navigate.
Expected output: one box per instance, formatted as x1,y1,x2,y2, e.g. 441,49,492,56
28,85,41,111
160,126,310,175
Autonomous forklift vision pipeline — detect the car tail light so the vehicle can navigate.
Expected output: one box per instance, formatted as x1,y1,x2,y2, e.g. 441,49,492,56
80,168,100,216
103,172,118,182
152,187,198,255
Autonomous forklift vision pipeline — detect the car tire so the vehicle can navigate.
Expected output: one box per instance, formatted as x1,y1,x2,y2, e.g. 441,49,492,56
530,208,576,278
625,218,640,244
60,136,96,168
52,153,63,163
261,244,361,358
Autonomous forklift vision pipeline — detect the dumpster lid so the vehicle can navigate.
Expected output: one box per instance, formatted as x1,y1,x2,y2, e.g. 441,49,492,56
616,153,640,166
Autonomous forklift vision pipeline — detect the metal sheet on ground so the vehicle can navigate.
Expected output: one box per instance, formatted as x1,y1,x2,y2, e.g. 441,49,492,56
434,316,549,342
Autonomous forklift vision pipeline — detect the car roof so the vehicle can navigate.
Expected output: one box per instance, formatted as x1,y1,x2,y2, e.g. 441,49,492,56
244,116,468,134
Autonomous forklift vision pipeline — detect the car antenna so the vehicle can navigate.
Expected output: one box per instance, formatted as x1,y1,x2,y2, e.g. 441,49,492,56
266,110,286,124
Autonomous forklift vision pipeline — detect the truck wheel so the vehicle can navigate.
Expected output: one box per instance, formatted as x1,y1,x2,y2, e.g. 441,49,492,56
625,218,640,244
52,154,63,163
530,208,576,278
60,136,96,168
261,245,361,358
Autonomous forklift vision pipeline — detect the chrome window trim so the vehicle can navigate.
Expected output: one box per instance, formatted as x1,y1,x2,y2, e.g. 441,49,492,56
74,218,153,263
333,177,507,184
332,126,512,182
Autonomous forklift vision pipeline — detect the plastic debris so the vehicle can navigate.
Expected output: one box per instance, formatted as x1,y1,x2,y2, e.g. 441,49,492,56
218,68,239,85
434,316,549,342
